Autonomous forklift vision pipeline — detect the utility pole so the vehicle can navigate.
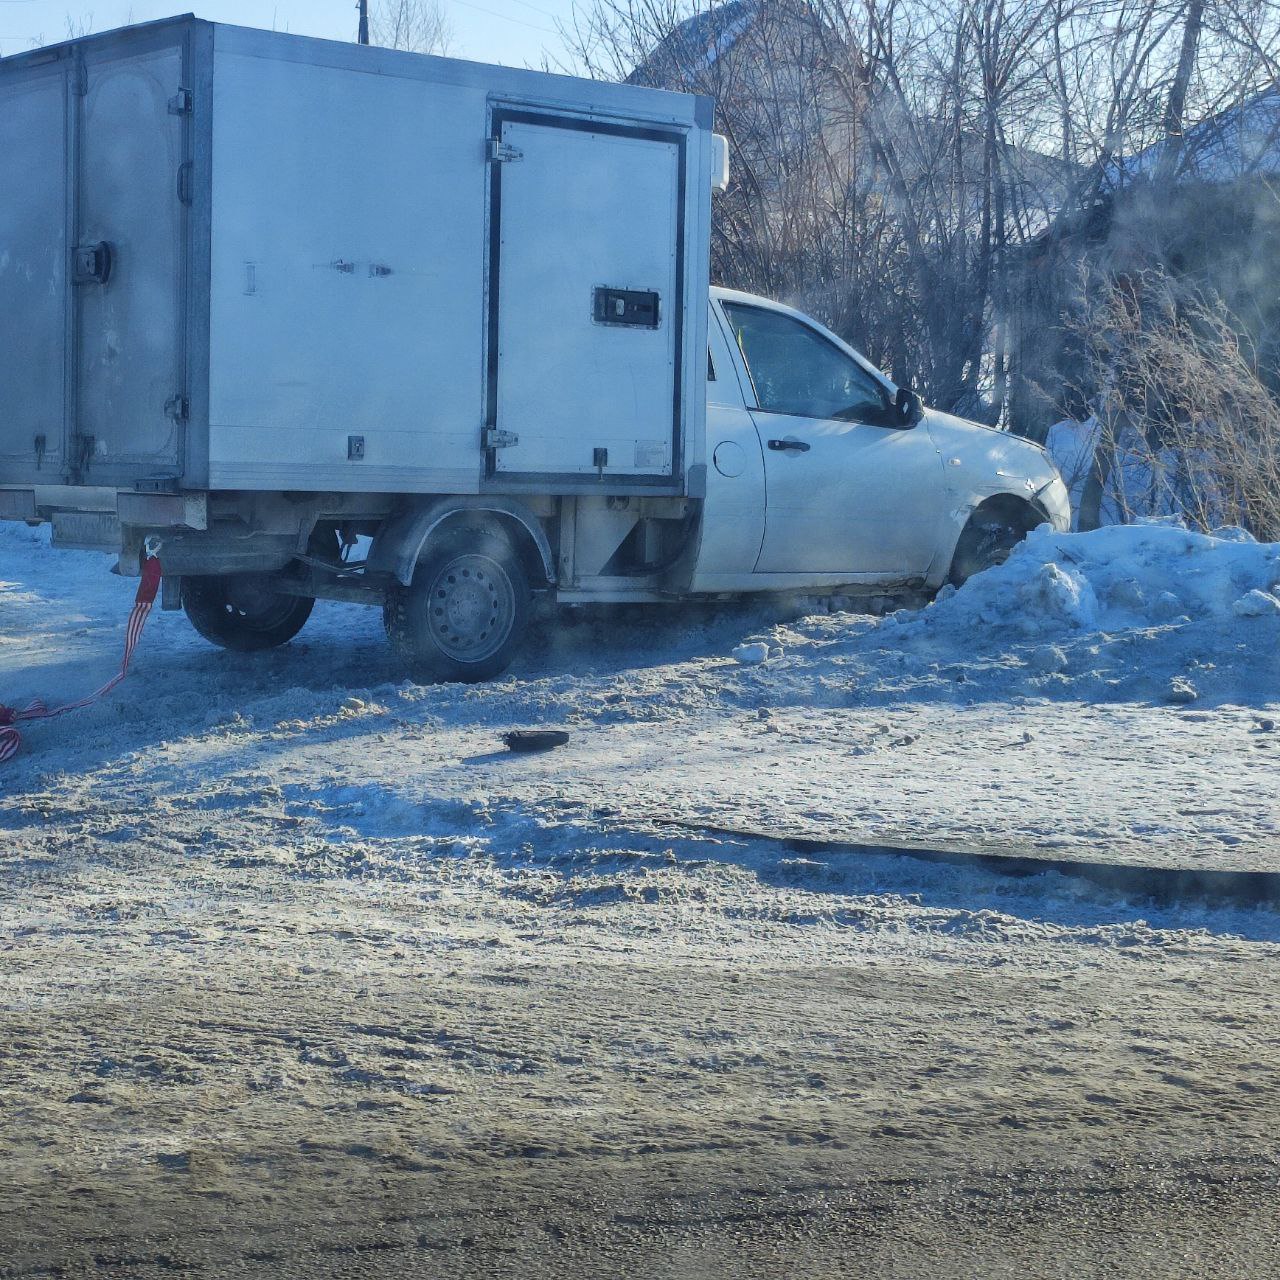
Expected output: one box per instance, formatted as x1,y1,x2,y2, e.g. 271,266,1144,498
357,0,370,45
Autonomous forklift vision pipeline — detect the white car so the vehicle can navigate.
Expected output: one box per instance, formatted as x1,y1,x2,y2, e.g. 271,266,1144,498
688,286,1071,598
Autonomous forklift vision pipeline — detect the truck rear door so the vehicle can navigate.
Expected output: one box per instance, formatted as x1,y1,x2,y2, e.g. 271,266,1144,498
0,24,193,490
74,32,191,488
486,111,685,485
0,60,69,486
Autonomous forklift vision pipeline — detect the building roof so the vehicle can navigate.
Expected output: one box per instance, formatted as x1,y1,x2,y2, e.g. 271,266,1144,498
628,1,758,87
1109,83,1280,187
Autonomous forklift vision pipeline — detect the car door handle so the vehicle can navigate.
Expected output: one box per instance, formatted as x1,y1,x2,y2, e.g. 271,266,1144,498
767,438,810,453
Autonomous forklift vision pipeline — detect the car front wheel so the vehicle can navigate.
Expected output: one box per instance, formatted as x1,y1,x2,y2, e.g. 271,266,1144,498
948,518,1026,587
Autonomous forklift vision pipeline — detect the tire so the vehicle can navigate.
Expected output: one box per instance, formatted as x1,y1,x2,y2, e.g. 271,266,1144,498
183,574,315,652
384,527,530,684
948,519,1026,588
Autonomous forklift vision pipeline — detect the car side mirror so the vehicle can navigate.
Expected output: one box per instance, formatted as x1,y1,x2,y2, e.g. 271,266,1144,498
894,386,923,427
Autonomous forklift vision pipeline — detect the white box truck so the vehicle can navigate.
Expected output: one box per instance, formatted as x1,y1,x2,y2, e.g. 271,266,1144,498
0,17,1069,681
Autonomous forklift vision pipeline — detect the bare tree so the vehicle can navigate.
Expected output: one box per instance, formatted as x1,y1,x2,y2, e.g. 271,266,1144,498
370,0,454,56
562,0,1280,439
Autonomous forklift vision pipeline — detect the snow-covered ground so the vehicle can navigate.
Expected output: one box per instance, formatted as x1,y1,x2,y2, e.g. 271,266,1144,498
3,517,1278,872
3,518,1280,1273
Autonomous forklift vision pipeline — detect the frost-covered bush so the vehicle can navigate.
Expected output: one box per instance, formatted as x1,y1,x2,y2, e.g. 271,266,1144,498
1060,268,1280,539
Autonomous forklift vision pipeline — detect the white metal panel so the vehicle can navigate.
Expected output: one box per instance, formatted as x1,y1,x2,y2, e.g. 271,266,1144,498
77,43,186,479
687,304,764,587
207,49,489,492
492,119,681,479
0,66,67,483
678,129,711,484
206,24,709,496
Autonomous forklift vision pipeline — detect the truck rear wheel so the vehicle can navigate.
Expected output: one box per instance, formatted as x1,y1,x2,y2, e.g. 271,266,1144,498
384,527,530,683
183,574,315,652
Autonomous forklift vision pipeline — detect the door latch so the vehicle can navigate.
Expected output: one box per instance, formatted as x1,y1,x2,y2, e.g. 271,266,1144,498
165,394,190,424
488,138,523,163
73,241,113,286
483,427,519,450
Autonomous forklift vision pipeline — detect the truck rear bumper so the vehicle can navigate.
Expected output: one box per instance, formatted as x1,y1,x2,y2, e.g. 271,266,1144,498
1,487,210,558
1,487,207,529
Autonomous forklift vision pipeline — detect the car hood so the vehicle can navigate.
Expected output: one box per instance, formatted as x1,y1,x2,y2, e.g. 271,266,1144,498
921,408,1062,493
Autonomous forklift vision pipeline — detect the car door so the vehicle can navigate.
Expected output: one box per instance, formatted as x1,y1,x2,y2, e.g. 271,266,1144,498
720,299,945,578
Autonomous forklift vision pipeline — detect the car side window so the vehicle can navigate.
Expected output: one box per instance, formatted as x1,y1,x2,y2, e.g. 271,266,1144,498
723,302,888,423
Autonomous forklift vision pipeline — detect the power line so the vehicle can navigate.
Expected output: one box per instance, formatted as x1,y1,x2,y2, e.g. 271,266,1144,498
448,0,557,36
502,0,561,18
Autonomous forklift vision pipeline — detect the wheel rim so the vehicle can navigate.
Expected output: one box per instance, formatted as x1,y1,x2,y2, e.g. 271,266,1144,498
426,552,516,663
222,576,301,633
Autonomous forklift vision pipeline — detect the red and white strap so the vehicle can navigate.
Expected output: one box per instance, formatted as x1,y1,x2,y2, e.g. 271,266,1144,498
0,554,163,764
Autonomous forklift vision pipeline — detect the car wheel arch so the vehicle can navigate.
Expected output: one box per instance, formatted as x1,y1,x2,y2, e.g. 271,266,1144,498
936,492,1049,587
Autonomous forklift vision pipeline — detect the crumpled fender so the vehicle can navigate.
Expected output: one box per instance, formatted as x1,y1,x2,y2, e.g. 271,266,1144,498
921,410,1070,586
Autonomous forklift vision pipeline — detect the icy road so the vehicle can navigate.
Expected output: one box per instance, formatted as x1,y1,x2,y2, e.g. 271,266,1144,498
2,519,1279,1276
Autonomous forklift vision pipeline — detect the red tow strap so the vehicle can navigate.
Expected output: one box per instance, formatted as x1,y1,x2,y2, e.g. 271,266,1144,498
0,554,163,764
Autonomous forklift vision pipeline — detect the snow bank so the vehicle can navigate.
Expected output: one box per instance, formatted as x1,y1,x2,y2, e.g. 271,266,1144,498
749,521,1280,709
929,521,1280,638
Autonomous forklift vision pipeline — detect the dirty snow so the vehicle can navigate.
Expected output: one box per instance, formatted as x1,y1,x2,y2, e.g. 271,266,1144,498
2,516,1279,873
754,518,1280,710
3,516,1280,1270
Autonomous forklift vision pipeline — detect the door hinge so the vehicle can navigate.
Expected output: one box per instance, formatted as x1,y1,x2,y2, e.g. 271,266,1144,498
176,161,194,206
489,138,523,163
34,434,46,470
168,87,193,116
165,394,190,425
483,427,519,450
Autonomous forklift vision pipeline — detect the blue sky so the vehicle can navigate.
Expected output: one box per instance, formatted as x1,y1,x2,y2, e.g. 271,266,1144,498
0,0,583,70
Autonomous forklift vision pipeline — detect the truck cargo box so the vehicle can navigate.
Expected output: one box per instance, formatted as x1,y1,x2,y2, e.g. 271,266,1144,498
0,17,712,498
